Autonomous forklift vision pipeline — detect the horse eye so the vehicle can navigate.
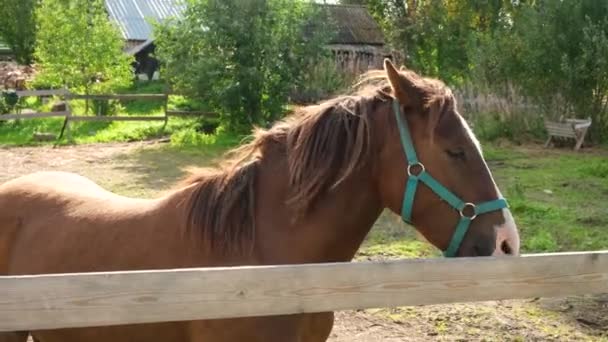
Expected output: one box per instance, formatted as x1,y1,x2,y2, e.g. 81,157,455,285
445,149,466,160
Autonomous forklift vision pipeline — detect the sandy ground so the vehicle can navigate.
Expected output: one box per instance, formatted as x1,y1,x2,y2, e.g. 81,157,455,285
1,141,607,341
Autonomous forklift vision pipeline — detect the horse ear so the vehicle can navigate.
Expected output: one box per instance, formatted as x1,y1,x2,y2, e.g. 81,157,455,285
383,59,421,108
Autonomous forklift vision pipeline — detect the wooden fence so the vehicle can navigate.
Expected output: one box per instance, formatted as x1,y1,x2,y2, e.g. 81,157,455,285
0,89,216,140
1,250,607,332
0,89,71,121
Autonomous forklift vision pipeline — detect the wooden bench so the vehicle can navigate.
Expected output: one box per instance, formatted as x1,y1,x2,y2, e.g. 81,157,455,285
544,117,592,151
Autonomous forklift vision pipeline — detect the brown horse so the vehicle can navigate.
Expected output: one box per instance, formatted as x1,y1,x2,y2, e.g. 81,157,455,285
0,59,519,342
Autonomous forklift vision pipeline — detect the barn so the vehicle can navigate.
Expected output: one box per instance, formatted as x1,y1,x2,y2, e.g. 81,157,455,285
103,0,389,80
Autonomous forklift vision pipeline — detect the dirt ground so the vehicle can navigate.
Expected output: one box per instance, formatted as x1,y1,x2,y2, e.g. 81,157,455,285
1,141,607,342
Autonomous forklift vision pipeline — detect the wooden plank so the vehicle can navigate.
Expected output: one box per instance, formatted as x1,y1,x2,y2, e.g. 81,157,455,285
544,121,577,138
68,116,166,122
574,125,590,151
546,128,575,135
547,130,576,138
66,94,167,101
565,118,592,125
0,112,69,120
545,125,574,131
166,110,218,118
544,122,573,130
16,89,69,97
0,251,607,331
573,122,592,130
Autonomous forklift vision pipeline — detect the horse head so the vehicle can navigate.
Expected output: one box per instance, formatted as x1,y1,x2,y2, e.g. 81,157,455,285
374,59,520,257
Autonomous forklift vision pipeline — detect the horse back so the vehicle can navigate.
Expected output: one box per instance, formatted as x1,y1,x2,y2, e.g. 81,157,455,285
0,171,184,275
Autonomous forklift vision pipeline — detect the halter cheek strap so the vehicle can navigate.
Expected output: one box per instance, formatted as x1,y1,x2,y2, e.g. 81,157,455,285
392,99,508,257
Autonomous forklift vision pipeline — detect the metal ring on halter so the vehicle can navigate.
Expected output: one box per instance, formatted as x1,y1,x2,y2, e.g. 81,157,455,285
459,202,477,220
407,162,425,177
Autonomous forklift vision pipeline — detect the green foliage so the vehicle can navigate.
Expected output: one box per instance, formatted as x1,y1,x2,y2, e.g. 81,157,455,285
169,125,242,149
0,90,18,114
354,0,488,85
473,1,608,141
33,0,134,95
355,0,608,142
0,0,37,64
291,56,353,104
0,97,8,115
155,0,333,132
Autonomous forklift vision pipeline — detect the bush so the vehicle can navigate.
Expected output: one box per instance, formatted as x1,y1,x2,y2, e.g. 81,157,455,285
155,0,333,132
0,97,8,115
91,99,121,116
290,57,353,104
0,90,18,115
470,1,608,142
0,0,36,65
34,0,133,97
359,0,608,143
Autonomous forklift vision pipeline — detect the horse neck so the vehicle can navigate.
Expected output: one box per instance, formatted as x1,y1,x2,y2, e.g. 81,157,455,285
254,146,384,264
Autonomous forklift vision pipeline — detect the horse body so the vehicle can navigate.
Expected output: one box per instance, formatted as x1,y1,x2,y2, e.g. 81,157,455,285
0,60,520,342
0,160,380,342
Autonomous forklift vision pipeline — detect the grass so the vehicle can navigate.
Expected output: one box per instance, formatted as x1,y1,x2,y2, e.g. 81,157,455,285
484,145,608,252
0,116,209,146
357,143,608,258
356,213,441,260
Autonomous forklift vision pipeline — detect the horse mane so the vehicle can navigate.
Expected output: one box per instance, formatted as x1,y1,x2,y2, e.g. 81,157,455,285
177,68,451,254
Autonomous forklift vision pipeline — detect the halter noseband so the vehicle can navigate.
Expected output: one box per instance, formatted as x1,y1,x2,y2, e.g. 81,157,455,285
392,99,508,257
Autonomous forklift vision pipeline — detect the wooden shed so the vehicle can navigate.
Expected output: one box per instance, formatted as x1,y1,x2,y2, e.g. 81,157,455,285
322,4,389,74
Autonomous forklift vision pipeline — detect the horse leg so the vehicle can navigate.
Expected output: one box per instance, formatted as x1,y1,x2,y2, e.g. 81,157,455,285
0,332,29,342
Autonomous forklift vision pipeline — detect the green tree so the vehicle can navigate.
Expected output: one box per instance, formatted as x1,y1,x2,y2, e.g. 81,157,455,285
34,0,133,97
349,0,521,85
155,0,332,131
0,0,38,65
346,0,608,141
473,0,608,140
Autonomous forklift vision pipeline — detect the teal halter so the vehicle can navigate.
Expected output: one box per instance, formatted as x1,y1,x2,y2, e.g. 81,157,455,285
392,99,508,257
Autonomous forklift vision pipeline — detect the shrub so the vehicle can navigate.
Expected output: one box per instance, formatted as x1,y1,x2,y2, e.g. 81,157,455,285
154,0,333,132
290,56,353,104
34,0,133,100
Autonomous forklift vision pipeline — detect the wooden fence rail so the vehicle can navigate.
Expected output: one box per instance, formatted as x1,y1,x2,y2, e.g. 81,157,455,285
0,89,71,122
65,93,168,101
0,89,215,140
1,250,607,332
0,111,70,121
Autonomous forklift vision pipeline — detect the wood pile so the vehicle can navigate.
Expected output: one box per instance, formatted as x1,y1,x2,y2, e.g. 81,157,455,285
0,62,35,90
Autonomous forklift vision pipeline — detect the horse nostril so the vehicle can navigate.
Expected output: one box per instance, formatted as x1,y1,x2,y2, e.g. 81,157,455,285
501,240,513,255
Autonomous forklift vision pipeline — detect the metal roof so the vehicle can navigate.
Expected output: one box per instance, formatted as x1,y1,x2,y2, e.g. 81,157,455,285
105,0,184,41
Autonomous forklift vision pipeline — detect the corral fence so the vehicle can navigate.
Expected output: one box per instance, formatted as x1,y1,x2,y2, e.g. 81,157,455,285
0,89,217,140
1,250,607,331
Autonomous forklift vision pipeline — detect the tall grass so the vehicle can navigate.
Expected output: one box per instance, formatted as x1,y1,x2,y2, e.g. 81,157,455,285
455,83,547,143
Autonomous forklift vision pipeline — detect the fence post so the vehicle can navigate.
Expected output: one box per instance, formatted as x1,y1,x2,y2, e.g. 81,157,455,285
162,93,169,130
58,88,72,141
